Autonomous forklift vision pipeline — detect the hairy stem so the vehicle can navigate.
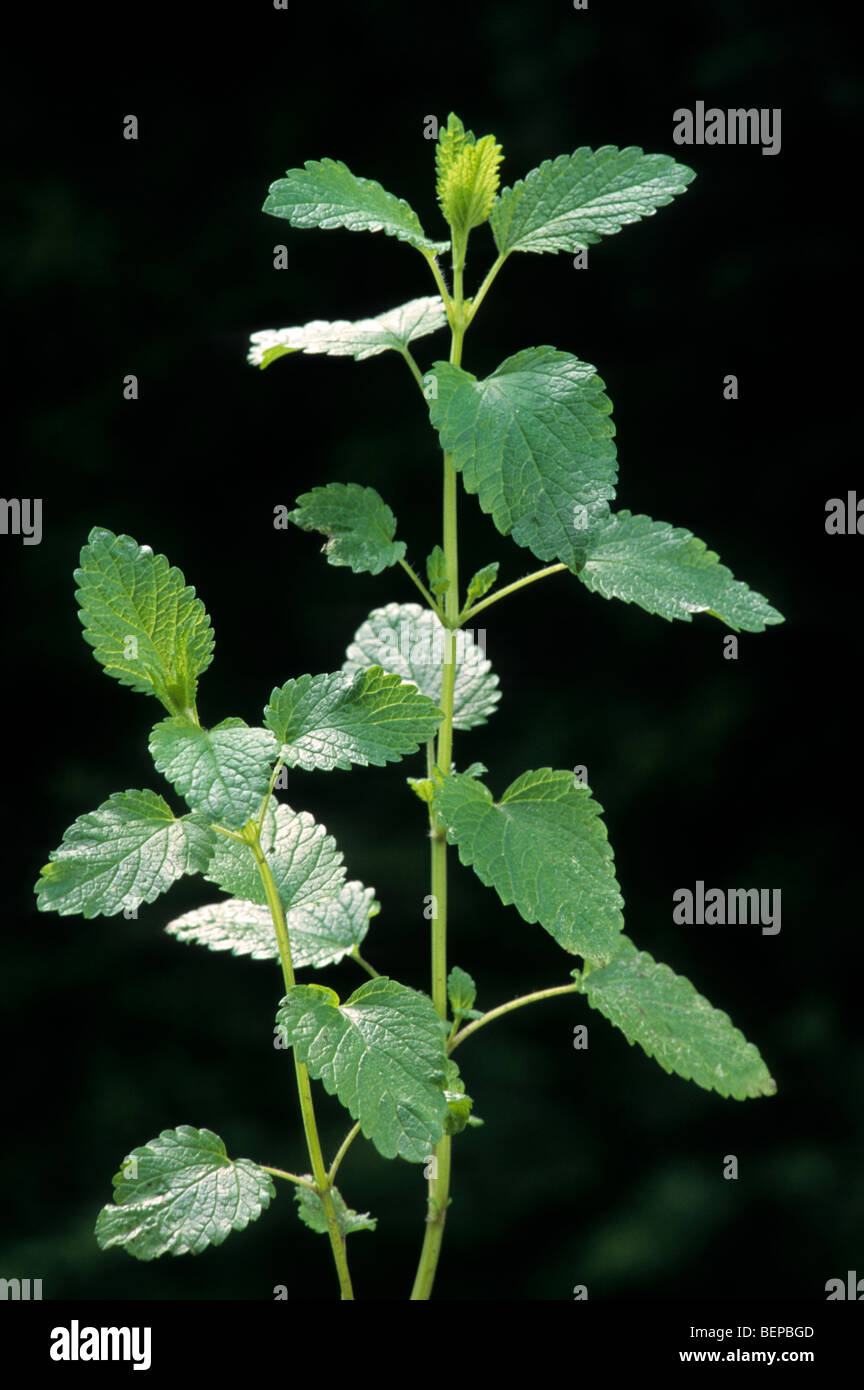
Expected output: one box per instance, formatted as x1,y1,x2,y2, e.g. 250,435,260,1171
246,828,355,1300
328,1122,362,1184
465,252,507,325
398,556,442,614
430,804,450,1019
421,248,453,312
260,1166,319,1191
350,947,381,979
409,1130,452,1301
410,234,468,1302
256,759,285,838
449,983,583,1053
460,563,568,623
400,346,425,389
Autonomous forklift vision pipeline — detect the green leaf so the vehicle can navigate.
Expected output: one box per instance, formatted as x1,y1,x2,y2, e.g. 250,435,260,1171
248,296,448,370
442,1059,475,1135
94,1126,275,1261
444,1097,473,1134
35,789,213,919
426,544,450,596
343,602,500,732
580,937,776,1100
427,349,617,569
149,717,278,830
433,769,624,966
294,1181,377,1237
447,966,478,1017
205,801,356,922
575,510,784,632
75,527,214,715
465,562,499,607
263,158,448,254
264,667,442,773
435,112,504,236
490,145,695,258
275,979,449,1162
288,482,406,576
407,776,435,804
165,881,377,971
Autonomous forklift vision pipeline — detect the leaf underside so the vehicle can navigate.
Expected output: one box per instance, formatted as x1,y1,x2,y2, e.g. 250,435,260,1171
204,800,357,918
343,602,500,732
165,880,376,970
249,296,448,369
35,789,213,919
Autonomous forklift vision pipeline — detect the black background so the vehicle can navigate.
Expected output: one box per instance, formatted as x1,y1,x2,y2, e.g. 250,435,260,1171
1,0,860,1305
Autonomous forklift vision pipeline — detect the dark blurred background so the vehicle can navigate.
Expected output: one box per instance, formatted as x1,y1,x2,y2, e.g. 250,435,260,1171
1,0,859,1302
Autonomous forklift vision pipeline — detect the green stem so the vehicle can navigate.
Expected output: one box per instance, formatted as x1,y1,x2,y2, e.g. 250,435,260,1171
211,823,247,845
449,983,583,1054
460,563,568,623
256,757,285,837
328,1122,362,1184
410,224,469,1303
400,347,425,389
430,809,449,1019
465,253,507,326
421,248,453,312
409,1132,452,1301
398,556,442,614
260,1166,319,1191
351,947,381,979
451,240,466,319
246,828,355,1300
442,460,460,626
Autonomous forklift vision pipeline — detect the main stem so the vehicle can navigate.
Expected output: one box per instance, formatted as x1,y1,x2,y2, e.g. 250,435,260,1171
410,234,467,1301
248,831,354,1300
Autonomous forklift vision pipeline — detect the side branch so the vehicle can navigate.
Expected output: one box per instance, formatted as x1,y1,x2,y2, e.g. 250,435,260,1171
448,982,582,1053
459,564,568,624
420,248,453,314
398,556,443,615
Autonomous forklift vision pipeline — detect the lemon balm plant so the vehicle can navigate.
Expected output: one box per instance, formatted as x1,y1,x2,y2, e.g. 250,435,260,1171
35,114,783,1300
